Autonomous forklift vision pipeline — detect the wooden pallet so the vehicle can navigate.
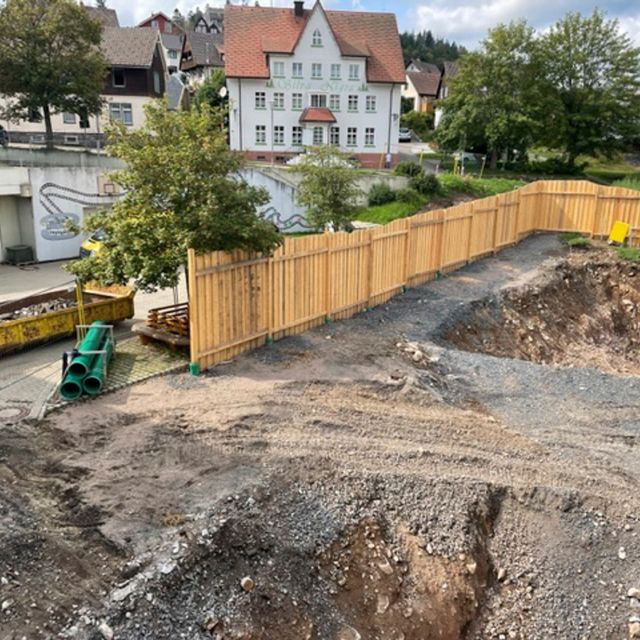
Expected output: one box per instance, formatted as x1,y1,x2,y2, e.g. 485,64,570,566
146,303,189,338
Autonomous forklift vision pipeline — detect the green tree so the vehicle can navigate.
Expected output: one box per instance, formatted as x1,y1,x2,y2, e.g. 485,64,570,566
436,21,541,167
194,69,228,110
0,0,108,149
538,10,640,165
400,30,466,66
67,103,281,292
295,146,362,232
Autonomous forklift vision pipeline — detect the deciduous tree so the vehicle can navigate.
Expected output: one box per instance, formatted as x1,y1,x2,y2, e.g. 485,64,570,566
538,10,640,165
0,0,108,149
295,146,362,232
68,103,281,291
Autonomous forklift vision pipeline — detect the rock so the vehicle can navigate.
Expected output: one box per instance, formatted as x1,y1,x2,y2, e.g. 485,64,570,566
412,351,423,362
337,624,361,640
619,546,627,560
426,543,434,555
629,589,640,600
241,576,255,592
112,582,136,603
98,622,114,640
629,620,640,639
376,594,390,614
377,557,394,575
1,599,11,611
0,577,7,586
466,560,478,575
497,568,507,582
204,613,220,632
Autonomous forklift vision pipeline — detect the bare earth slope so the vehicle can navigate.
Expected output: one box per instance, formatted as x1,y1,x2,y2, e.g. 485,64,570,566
1,234,639,640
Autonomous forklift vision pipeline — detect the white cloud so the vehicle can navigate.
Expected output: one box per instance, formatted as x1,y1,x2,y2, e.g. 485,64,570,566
618,15,640,46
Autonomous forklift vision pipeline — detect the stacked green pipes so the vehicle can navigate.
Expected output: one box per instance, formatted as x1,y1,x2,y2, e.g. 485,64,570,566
60,321,114,400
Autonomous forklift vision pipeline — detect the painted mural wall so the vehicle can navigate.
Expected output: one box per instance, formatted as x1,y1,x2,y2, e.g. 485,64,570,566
29,167,121,261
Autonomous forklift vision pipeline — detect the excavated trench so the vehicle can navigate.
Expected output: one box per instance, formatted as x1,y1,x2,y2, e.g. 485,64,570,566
443,253,640,375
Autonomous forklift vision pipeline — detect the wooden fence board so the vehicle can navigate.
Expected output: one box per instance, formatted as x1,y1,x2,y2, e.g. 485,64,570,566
188,179,640,369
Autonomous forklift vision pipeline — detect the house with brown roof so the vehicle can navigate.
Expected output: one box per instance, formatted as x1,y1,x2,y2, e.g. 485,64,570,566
0,28,165,147
180,32,224,81
137,12,182,35
434,61,459,127
402,69,442,114
224,0,405,167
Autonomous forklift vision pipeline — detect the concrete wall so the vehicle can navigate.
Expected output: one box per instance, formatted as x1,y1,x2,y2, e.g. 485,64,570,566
0,146,123,169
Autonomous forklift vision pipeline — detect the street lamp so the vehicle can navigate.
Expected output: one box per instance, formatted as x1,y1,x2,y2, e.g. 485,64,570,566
269,100,274,165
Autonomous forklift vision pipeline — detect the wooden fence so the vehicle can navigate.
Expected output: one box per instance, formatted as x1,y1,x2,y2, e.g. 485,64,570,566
187,179,640,370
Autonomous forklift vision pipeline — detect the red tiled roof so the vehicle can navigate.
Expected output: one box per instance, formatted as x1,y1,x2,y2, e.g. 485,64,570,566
224,3,405,83
299,107,336,123
407,71,441,96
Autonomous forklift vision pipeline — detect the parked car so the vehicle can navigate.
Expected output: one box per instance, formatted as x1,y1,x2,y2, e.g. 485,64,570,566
398,128,412,142
79,228,105,257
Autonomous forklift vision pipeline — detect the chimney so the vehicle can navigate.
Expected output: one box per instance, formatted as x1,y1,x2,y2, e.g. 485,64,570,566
294,1,304,17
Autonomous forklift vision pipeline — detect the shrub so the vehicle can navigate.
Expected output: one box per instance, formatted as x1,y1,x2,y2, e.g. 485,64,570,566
528,158,586,176
613,176,640,192
616,246,640,261
410,173,441,196
394,160,424,178
395,187,422,203
368,182,396,206
559,231,590,249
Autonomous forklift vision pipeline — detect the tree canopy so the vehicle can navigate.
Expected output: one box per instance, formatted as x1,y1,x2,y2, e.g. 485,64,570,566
0,0,108,148
400,30,465,66
295,146,362,232
68,103,281,292
437,10,640,167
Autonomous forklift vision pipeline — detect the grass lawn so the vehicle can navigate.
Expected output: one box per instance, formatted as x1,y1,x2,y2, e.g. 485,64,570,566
355,198,427,225
583,157,640,183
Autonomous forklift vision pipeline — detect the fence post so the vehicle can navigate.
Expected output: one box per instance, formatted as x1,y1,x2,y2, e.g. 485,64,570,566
187,248,199,370
514,190,521,242
592,187,602,237
437,211,446,276
367,231,374,307
403,218,411,289
324,233,332,321
266,253,273,343
491,200,499,254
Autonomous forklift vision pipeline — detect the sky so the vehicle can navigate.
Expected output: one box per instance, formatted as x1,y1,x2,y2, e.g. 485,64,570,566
107,0,640,49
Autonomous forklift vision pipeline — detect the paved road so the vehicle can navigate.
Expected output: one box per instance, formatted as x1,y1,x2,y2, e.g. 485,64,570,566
397,141,441,174
0,260,187,421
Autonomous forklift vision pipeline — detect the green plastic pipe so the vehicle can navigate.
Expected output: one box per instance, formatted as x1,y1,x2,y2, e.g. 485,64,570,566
60,370,85,401
82,334,113,395
67,321,109,377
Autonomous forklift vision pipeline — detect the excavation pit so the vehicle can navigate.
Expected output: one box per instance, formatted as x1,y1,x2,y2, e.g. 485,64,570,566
443,252,640,375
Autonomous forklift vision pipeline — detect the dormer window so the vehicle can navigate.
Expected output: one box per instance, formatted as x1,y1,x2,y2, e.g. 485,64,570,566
112,69,126,87
348,64,359,81
312,29,322,46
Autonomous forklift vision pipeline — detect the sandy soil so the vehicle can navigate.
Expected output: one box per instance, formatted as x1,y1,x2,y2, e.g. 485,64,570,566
1,235,639,640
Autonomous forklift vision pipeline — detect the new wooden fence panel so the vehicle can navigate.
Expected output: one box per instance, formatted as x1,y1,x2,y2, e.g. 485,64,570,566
189,180,640,369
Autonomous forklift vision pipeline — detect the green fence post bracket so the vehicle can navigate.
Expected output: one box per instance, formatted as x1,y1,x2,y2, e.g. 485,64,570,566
402,285,408,293
324,315,333,324
266,335,273,345
189,361,200,376
436,271,443,280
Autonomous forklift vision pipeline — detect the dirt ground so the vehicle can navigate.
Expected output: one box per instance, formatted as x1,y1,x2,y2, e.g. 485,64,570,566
1,234,640,640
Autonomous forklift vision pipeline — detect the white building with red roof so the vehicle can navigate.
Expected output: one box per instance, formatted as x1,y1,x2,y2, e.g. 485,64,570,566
224,0,406,167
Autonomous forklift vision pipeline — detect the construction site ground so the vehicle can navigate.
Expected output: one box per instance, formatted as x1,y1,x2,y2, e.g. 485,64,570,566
1,233,639,640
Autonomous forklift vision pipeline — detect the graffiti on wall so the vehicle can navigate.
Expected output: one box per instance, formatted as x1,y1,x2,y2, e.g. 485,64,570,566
38,182,121,241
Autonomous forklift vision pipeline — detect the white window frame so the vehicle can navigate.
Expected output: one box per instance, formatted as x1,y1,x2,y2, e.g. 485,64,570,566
312,29,322,46
330,126,340,145
311,63,322,79
310,93,327,108
313,126,323,145
273,92,285,109
330,64,341,80
347,126,357,146
365,127,375,146
292,93,303,110
366,96,376,112
329,94,340,111
112,68,126,88
63,112,76,124
292,62,303,78
273,125,285,146
273,61,285,77
109,102,133,126
292,126,302,146
255,91,266,109
348,95,358,112
348,64,359,81
255,124,266,145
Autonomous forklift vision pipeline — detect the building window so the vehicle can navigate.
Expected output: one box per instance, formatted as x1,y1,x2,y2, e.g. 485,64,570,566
313,126,323,145
109,103,133,126
348,64,359,81
310,94,327,108
312,29,322,46
63,112,76,124
348,95,358,112
255,91,266,109
255,124,266,145
329,94,340,111
330,126,340,145
273,92,284,109
112,69,126,87
168,49,178,59
330,63,341,80
365,127,374,146
153,71,161,94
292,93,303,110
164,21,172,33
347,126,357,146
292,126,302,146
366,96,377,112
292,62,303,78
151,19,159,29
311,63,322,79
273,61,285,77
273,125,284,145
